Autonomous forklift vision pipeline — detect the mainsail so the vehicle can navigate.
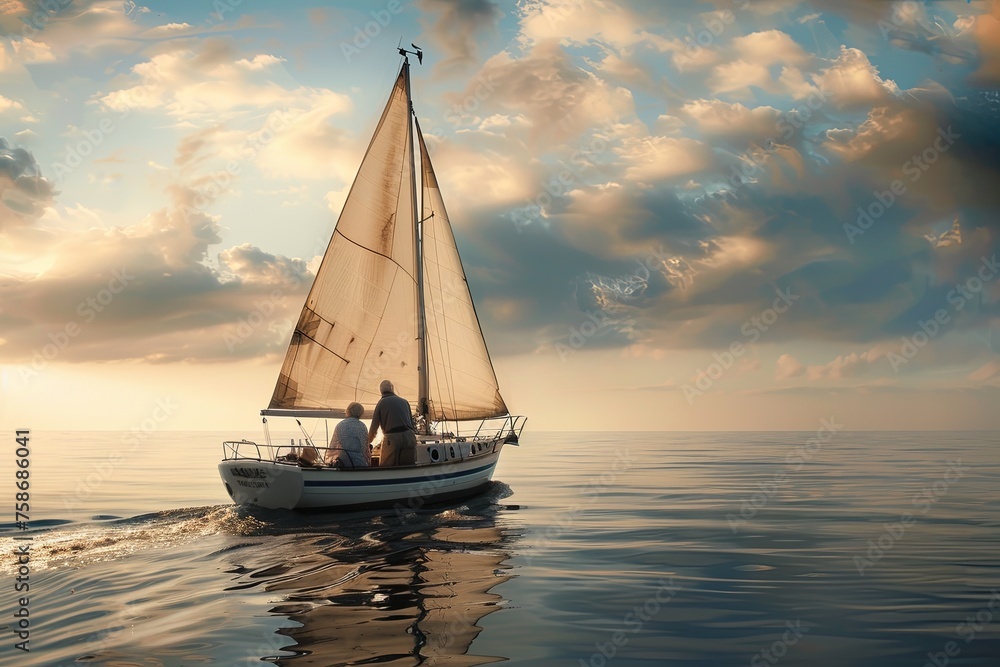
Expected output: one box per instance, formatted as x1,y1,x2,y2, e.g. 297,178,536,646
265,60,509,423
416,121,508,420
267,66,419,417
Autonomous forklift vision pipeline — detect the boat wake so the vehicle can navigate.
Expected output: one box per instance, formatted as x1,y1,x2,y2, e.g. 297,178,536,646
0,481,515,575
0,505,267,575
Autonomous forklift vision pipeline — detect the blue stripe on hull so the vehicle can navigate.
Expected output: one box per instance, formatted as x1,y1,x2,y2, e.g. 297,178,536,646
303,461,497,487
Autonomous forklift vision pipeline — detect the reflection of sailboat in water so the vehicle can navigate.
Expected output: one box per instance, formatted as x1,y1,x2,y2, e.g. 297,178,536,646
228,492,515,665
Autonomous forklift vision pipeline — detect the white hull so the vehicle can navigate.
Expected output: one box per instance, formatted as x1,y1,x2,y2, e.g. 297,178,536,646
219,438,509,510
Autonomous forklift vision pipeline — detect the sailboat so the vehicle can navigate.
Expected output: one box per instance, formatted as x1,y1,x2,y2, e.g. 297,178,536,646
218,47,525,510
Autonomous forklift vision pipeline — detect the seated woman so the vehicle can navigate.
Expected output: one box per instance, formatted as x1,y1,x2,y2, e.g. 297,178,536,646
327,401,372,468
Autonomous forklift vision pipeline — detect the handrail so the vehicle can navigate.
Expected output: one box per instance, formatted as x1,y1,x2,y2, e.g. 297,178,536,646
222,415,526,464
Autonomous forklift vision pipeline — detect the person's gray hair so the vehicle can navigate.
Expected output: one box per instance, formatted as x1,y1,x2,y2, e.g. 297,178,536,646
346,402,364,419
379,379,393,394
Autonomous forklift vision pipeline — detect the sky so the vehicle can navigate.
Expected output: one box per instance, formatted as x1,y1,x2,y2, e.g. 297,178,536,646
1,0,999,432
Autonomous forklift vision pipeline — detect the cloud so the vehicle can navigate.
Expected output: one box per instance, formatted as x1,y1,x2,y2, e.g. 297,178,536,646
0,95,24,114
0,138,54,226
426,138,537,211
0,136,314,365
590,51,668,96
969,2,1000,87
708,59,773,96
814,46,901,110
680,99,783,143
417,0,501,73
617,135,714,183
10,37,54,63
456,39,637,146
140,22,194,38
822,104,925,163
804,347,887,380
969,359,1000,383
873,1,977,69
775,353,805,379
94,39,356,184
100,41,348,122
517,0,669,52
253,96,357,182
451,4,999,366
5,0,999,400
732,30,809,68
12,1,145,62
0,0,26,14
218,243,311,287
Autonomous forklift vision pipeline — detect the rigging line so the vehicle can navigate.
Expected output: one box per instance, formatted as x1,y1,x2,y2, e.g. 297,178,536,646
423,227,454,419
426,271,449,419
425,206,460,420
417,123,461,420
293,329,351,365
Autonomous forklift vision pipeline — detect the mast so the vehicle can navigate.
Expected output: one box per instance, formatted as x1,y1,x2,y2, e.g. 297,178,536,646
400,45,429,433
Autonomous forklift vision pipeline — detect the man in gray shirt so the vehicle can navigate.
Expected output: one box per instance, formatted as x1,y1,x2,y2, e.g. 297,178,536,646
368,379,417,466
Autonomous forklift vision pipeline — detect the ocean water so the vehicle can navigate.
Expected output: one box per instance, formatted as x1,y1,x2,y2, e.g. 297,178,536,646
1,430,999,666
